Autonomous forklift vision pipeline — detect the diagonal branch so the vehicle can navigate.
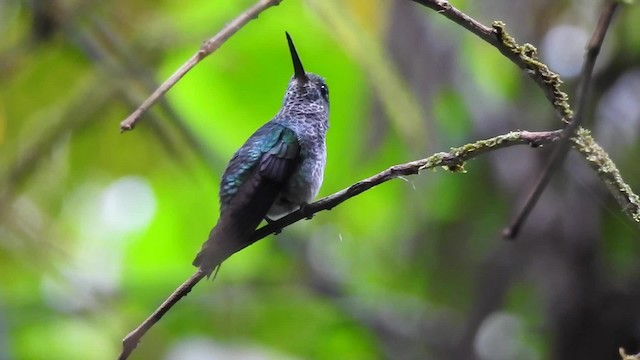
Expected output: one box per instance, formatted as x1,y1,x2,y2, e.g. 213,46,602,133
118,0,283,132
117,129,562,360
572,128,640,224
119,271,206,360
411,0,573,123
503,1,619,239
409,0,639,234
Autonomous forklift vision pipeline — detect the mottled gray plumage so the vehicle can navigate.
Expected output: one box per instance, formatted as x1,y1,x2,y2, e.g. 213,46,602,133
193,33,330,276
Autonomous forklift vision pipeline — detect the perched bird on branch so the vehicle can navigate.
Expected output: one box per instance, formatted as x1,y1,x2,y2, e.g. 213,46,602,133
193,32,330,276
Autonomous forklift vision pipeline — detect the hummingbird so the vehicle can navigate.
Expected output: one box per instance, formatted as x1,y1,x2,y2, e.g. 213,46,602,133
193,32,330,276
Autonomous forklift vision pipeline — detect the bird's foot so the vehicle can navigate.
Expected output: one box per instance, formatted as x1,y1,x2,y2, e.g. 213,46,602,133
264,217,283,234
300,202,314,220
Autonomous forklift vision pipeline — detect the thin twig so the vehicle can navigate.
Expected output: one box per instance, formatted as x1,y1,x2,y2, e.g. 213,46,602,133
503,1,619,239
409,0,636,234
118,0,283,132
411,0,574,122
119,271,206,360
117,129,562,360
70,20,193,163
572,128,640,224
91,16,224,167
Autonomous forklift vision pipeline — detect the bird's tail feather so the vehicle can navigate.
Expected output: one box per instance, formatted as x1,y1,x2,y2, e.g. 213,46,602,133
192,176,282,277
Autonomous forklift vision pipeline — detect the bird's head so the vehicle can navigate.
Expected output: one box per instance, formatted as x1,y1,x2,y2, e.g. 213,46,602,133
281,32,329,114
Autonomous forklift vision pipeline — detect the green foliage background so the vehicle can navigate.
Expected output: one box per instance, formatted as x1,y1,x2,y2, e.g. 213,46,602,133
2,0,640,359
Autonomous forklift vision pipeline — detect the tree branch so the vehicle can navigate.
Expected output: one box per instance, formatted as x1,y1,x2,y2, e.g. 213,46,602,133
119,271,206,360
118,0,283,132
503,1,619,239
117,129,562,360
409,0,639,233
411,0,573,123
572,128,640,224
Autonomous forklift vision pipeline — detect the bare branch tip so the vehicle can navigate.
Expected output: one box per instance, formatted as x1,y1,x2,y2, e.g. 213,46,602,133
501,226,517,240
119,122,134,133
118,342,134,360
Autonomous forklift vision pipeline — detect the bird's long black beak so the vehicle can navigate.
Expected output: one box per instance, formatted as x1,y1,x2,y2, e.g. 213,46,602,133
286,32,308,84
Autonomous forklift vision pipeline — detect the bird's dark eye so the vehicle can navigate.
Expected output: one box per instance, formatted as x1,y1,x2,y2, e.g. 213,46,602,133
320,84,329,99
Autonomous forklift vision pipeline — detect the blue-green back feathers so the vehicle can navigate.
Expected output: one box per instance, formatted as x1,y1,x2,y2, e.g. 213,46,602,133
193,123,300,273
219,123,300,209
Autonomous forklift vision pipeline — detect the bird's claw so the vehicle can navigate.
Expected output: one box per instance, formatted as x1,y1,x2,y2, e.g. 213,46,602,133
264,217,283,234
300,203,314,220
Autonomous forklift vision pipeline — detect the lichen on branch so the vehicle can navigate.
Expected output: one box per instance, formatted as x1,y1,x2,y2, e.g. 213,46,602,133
492,21,573,123
572,128,640,223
